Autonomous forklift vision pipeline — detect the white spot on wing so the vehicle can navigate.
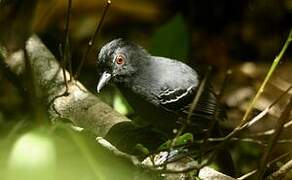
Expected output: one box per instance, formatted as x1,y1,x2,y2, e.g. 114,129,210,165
160,86,194,104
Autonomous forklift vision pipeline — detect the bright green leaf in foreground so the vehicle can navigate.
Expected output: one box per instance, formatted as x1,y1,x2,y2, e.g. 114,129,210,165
159,132,193,151
6,130,56,180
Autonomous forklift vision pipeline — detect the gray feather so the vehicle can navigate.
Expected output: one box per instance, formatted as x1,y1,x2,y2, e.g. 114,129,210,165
97,39,225,133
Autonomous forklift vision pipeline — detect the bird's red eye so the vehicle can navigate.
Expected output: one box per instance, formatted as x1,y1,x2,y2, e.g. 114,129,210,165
115,54,125,65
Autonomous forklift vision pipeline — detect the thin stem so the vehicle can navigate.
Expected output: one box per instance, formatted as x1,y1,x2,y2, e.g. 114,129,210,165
243,85,292,129
74,0,111,79
216,30,292,146
59,0,72,94
171,66,212,146
166,66,211,170
202,69,232,149
257,95,292,179
187,66,212,122
59,43,69,93
238,169,258,180
252,119,292,137
268,158,292,179
238,151,292,180
194,85,292,172
241,29,292,126
64,0,73,81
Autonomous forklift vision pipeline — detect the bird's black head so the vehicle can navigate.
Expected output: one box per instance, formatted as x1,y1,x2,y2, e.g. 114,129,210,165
97,38,149,92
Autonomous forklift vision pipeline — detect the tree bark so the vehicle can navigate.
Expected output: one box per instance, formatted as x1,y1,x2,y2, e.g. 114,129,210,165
1,35,130,137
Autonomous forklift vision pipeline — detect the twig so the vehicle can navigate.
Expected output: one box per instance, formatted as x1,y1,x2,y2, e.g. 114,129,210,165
238,151,292,180
243,85,292,129
161,67,212,172
220,83,292,143
74,0,111,79
190,85,292,172
197,137,292,147
168,66,212,169
257,95,292,179
203,69,232,144
187,66,213,123
197,84,292,172
240,29,292,126
267,158,292,179
245,85,292,138
238,169,258,180
59,43,69,94
210,137,266,146
200,69,234,172
170,66,212,148
64,0,73,81
267,151,292,168
253,120,292,137
124,133,292,170
60,0,73,95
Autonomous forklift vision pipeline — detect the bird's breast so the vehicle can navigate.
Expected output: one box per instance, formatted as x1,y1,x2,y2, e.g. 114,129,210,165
117,85,179,132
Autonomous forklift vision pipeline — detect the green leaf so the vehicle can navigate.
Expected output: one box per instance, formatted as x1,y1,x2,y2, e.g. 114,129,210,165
158,133,193,151
134,143,150,156
113,89,133,115
149,14,189,61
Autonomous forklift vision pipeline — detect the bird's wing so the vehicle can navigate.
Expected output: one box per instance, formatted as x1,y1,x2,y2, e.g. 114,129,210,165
149,56,225,123
157,86,195,112
157,85,225,123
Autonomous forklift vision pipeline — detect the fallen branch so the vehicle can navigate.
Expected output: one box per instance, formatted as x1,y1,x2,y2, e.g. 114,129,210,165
1,35,130,137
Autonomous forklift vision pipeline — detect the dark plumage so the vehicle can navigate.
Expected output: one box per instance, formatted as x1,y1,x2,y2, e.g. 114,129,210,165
97,38,224,135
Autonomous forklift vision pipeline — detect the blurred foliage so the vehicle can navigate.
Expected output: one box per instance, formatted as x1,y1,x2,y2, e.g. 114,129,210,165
149,14,189,61
0,123,154,180
232,142,261,174
113,89,133,116
6,130,56,180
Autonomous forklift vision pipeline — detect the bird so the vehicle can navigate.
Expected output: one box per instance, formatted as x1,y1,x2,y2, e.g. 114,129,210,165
97,38,236,176
96,38,224,136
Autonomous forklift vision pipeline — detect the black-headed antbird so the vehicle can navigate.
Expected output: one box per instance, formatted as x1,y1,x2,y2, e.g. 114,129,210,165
96,38,225,136
97,39,236,176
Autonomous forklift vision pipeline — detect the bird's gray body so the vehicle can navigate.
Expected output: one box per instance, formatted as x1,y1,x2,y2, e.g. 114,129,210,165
97,39,234,175
125,56,198,106
97,38,222,135
116,56,200,131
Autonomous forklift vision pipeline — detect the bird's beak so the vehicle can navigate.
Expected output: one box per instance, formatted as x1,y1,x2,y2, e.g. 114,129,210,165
97,71,112,93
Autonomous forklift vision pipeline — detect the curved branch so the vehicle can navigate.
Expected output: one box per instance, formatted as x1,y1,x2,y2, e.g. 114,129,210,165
1,35,130,136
